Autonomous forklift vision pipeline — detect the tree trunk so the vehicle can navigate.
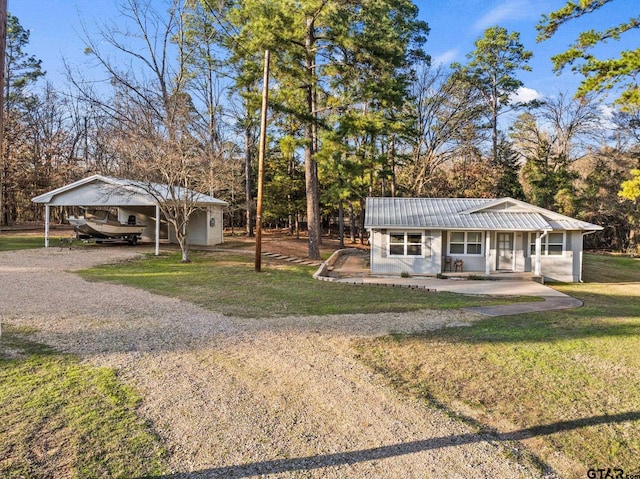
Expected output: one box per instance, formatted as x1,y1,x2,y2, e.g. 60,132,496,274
304,126,321,259
338,199,344,249
245,123,254,237
359,206,366,245
304,15,320,260
349,201,356,244
390,137,397,197
0,0,4,227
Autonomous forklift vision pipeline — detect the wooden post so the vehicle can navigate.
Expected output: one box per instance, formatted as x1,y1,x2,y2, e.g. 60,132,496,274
0,0,7,227
255,50,270,272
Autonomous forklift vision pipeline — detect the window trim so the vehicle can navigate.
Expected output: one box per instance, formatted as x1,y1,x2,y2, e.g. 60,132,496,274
529,232,565,256
448,231,483,256
388,231,428,257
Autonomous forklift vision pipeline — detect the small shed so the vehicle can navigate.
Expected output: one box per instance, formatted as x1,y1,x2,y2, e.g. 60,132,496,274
32,175,228,254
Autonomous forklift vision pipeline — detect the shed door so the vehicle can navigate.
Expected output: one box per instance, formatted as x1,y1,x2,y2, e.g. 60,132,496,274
497,233,514,270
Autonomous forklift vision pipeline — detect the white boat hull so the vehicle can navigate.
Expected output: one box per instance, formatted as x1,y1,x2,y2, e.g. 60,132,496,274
77,220,145,240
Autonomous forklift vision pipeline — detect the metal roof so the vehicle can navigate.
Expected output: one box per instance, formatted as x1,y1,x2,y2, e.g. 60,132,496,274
32,174,228,207
365,197,602,231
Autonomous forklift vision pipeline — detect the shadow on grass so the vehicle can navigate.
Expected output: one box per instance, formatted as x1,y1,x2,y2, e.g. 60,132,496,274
138,412,640,479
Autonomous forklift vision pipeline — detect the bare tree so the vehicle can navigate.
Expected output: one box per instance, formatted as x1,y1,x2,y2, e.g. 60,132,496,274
404,65,484,196
511,93,601,213
72,0,220,262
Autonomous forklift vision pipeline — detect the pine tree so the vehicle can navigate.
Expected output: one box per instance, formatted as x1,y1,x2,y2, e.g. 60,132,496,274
537,0,640,106
1,14,45,225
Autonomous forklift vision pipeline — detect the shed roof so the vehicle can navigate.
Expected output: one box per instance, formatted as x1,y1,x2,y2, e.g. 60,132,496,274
364,197,602,231
32,175,228,207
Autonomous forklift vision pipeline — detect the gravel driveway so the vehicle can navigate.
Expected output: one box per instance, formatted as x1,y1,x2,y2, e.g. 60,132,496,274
0,247,550,478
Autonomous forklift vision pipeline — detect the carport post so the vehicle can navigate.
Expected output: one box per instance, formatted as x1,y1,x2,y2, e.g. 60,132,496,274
155,204,160,256
44,204,50,248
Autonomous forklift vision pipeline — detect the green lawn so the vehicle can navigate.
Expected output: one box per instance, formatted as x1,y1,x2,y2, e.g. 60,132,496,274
355,254,640,478
78,251,528,318
0,235,47,251
0,326,167,477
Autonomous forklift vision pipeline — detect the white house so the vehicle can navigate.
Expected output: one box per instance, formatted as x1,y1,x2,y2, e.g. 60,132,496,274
364,197,603,283
32,175,228,254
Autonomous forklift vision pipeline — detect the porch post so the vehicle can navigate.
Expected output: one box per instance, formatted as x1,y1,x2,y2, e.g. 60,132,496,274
155,204,160,256
485,231,491,275
44,204,50,248
534,232,542,276
512,232,517,271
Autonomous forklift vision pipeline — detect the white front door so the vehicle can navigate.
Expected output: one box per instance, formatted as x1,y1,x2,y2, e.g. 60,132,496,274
497,233,514,271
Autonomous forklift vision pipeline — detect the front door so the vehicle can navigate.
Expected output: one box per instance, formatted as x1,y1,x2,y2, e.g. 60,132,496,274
497,233,514,270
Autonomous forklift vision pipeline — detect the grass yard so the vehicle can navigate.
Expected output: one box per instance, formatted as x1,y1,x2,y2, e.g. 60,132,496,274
354,254,640,478
0,234,47,251
79,251,528,318
0,326,167,477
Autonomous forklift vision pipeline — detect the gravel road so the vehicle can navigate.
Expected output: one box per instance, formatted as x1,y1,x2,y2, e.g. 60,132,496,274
0,247,552,478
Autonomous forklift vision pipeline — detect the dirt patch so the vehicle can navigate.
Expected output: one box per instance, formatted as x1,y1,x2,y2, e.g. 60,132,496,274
222,229,368,259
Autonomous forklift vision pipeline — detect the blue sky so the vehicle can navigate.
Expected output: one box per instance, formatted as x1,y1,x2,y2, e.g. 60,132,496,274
8,0,638,103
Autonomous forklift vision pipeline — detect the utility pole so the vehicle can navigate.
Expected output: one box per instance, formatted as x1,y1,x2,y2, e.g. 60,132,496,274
0,0,6,229
0,0,6,336
254,50,270,272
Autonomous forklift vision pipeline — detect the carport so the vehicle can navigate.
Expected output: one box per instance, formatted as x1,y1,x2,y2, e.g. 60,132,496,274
32,174,227,255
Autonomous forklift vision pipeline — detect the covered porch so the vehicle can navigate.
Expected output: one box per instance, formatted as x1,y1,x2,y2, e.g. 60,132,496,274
441,228,594,283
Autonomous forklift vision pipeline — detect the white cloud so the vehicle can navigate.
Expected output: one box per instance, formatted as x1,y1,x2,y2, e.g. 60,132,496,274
511,87,542,103
598,104,617,129
473,0,536,31
431,49,459,67
599,104,615,119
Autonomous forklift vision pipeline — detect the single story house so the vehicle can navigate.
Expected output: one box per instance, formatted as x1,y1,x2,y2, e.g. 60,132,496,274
364,197,603,283
32,174,228,254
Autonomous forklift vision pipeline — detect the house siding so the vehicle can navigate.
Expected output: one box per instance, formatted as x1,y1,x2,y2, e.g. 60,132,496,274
369,228,585,281
525,230,583,282
442,230,488,272
365,197,601,283
370,229,442,275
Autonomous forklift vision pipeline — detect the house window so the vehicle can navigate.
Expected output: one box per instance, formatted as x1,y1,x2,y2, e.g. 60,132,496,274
389,232,426,257
529,232,565,256
449,231,483,255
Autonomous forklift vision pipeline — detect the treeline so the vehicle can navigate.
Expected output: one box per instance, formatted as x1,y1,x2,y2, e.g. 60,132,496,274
1,1,639,256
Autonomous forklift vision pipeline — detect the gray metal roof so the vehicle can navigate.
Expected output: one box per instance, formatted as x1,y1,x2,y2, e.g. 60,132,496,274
32,175,228,207
365,197,602,231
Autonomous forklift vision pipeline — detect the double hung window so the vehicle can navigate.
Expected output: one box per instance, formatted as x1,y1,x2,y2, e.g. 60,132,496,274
529,232,564,256
389,232,424,256
449,231,483,255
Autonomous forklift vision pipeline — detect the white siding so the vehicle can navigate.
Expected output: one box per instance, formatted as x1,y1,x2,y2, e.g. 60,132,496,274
530,230,582,282
370,229,442,275
442,231,487,272
188,209,208,245
370,227,587,281
208,205,225,245
47,182,154,206
186,206,225,246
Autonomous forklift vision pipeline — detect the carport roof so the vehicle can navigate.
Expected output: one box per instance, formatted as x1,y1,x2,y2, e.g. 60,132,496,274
364,197,602,232
32,174,228,207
